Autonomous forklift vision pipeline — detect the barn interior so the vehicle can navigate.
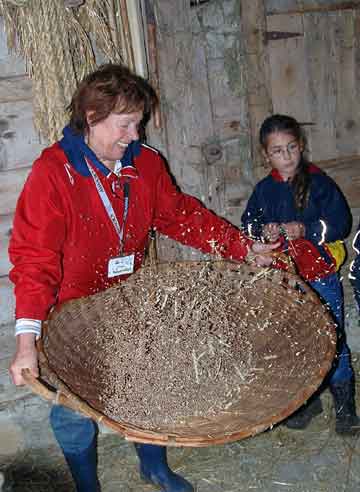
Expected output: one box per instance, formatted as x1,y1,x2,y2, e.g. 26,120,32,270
1,0,360,490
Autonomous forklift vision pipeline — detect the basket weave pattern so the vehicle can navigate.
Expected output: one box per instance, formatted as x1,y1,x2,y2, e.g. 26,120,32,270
40,262,336,446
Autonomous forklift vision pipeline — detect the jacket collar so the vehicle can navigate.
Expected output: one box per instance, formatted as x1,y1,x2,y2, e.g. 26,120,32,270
59,125,140,178
270,169,287,182
270,163,322,182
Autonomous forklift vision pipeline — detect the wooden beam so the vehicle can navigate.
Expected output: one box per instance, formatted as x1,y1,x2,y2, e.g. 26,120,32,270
241,0,273,180
0,75,33,103
118,0,136,70
315,154,360,208
268,1,360,16
314,154,360,168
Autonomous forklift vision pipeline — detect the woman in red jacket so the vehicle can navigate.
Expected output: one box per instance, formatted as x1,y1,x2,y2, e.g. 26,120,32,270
8,64,278,492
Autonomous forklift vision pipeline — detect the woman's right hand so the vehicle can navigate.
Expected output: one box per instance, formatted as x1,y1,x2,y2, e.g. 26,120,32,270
9,333,39,386
263,222,281,243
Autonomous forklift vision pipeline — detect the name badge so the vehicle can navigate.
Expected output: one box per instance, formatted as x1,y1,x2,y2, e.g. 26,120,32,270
108,254,135,278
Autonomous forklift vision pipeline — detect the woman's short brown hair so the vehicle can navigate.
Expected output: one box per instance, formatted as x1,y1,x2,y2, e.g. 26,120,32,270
68,63,158,134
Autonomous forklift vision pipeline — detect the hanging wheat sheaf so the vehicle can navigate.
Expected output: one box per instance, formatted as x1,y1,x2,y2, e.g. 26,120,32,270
0,0,134,142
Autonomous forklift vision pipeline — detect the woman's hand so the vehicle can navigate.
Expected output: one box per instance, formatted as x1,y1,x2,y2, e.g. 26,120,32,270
247,241,281,267
9,333,39,386
281,222,305,240
263,223,281,243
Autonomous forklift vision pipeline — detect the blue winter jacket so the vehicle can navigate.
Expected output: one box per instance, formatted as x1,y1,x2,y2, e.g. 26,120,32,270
242,165,351,276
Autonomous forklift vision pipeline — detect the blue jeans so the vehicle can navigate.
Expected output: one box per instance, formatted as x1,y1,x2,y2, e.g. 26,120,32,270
309,273,353,384
50,404,97,454
50,406,193,492
50,405,99,492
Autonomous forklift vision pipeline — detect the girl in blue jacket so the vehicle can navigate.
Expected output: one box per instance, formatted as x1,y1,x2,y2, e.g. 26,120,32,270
242,114,359,434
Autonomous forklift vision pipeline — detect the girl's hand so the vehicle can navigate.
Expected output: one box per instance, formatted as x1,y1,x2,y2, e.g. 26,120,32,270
248,241,281,267
281,222,305,240
263,223,281,243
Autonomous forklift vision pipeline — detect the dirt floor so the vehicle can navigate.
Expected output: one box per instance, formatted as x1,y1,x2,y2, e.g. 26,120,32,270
1,388,360,492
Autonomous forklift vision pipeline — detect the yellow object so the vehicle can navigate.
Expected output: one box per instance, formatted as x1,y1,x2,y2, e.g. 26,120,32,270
326,240,346,271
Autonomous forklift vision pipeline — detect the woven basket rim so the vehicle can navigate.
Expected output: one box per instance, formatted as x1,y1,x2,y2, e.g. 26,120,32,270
39,261,337,447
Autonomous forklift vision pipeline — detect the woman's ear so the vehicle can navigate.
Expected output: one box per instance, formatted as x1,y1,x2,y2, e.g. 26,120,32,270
86,110,95,127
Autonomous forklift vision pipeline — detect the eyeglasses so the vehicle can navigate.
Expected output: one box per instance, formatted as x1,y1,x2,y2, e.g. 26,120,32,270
267,141,300,159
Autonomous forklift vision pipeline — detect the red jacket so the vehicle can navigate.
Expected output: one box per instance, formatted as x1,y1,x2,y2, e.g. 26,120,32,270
9,143,251,320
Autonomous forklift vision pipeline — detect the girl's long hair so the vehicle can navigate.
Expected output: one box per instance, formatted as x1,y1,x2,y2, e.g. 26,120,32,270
259,114,311,210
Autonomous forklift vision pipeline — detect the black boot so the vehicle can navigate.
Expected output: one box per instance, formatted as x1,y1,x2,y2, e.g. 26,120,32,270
330,379,360,435
283,395,323,430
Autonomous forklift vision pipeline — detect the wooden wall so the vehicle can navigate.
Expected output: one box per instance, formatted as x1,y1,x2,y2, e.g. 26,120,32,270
0,16,48,417
150,0,255,261
1,0,360,316
0,17,47,325
0,0,255,322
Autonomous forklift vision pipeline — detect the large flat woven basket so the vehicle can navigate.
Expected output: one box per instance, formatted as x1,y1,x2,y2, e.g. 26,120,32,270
30,261,336,447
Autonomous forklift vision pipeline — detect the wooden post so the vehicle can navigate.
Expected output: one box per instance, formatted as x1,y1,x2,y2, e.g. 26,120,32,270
241,0,273,180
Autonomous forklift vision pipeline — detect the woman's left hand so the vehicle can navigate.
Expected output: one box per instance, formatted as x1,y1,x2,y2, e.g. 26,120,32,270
280,222,305,240
247,241,281,267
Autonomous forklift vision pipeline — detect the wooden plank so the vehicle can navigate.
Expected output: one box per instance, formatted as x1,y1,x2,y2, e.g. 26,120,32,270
304,13,338,160
0,17,26,77
154,2,214,194
154,0,256,259
242,0,273,179
0,213,13,277
314,155,360,208
0,166,31,216
0,99,46,171
266,10,359,159
154,0,190,32
0,277,15,326
150,0,212,261
156,32,214,198
332,11,360,155
265,13,313,149
266,0,360,15
126,0,148,77
207,58,244,121
0,75,33,103
212,117,249,141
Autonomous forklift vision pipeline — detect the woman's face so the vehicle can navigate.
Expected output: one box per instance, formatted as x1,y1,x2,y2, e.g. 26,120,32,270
263,131,303,180
86,110,144,168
